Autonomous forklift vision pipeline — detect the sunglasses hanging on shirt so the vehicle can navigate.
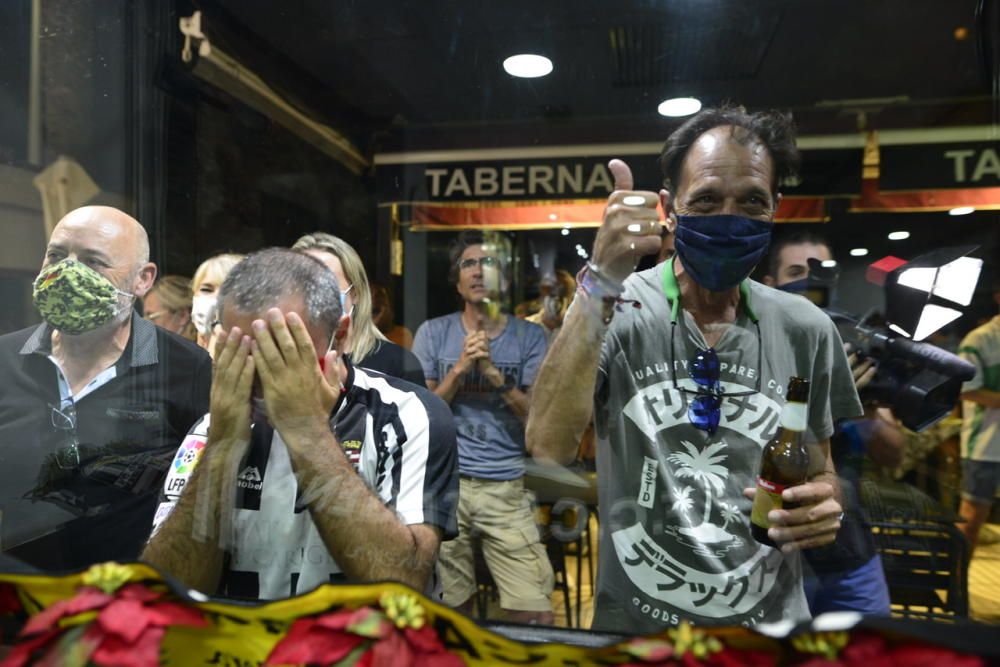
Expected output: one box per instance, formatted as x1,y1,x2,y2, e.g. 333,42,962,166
662,257,762,435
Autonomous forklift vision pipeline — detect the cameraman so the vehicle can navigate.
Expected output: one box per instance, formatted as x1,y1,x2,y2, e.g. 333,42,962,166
764,231,902,616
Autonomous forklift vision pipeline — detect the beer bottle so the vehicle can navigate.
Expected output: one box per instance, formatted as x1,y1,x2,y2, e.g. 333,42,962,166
750,376,810,547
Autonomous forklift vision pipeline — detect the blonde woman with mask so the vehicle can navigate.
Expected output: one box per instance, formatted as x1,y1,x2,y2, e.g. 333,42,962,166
190,253,243,355
293,233,425,386
143,275,196,341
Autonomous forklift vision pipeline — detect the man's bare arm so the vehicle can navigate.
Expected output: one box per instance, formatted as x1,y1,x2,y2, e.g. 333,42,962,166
283,423,440,589
526,294,607,464
497,385,531,421
962,388,1000,409
141,440,247,593
527,159,661,465
143,327,256,593
428,369,465,404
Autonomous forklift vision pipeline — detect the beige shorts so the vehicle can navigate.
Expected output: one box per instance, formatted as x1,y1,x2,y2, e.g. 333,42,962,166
438,477,554,612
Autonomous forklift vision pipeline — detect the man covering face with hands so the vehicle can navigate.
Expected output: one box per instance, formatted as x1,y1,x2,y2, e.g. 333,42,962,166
143,249,458,600
527,107,861,632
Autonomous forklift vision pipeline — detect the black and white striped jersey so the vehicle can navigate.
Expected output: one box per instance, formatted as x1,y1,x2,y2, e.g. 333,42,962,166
150,361,458,601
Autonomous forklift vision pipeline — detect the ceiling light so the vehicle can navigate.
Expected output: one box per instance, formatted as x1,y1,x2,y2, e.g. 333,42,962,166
548,213,558,221
821,260,838,268
850,248,869,257
657,97,702,117
887,231,910,241
949,206,975,216
560,228,569,236
502,54,553,78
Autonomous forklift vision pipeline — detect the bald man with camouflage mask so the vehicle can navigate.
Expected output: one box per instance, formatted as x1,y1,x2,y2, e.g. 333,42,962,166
0,206,211,571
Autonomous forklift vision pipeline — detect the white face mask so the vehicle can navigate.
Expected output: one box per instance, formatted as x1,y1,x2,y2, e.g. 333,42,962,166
191,293,217,336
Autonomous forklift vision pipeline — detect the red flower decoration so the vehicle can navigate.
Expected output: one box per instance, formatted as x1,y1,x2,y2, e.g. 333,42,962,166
791,632,986,667
0,584,21,616
265,606,464,667
4,583,205,667
265,609,377,666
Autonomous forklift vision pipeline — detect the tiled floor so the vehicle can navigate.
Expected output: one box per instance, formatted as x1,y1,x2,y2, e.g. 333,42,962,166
551,515,597,629
969,524,1000,623
495,518,1000,629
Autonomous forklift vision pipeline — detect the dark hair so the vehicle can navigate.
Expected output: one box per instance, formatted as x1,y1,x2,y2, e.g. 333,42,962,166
767,230,832,279
218,248,342,339
448,230,488,285
659,105,800,195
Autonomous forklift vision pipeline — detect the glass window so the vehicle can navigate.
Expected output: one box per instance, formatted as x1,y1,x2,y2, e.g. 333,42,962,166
0,0,997,637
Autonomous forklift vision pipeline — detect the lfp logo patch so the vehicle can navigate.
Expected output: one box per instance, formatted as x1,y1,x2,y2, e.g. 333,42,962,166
173,439,205,474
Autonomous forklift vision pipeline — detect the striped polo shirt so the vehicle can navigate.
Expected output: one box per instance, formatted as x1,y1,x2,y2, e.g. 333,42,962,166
959,315,1000,462
150,361,458,600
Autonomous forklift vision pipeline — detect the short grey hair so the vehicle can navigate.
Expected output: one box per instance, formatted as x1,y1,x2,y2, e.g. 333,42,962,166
217,248,342,338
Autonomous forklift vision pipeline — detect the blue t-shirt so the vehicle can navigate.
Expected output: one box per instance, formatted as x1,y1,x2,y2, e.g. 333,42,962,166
412,313,548,480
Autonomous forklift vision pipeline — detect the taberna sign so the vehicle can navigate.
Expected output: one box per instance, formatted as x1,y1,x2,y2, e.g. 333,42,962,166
377,155,656,204
374,145,862,205
425,161,616,200
879,140,1000,191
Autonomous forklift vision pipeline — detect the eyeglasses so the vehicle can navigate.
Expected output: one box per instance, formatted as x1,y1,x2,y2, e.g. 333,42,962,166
670,320,762,435
49,402,81,469
458,256,498,271
144,310,166,322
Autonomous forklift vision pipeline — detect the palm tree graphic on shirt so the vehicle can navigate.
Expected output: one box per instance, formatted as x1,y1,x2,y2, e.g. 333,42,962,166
667,440,737,544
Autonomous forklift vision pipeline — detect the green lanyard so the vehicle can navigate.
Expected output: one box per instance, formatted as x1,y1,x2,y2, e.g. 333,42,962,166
660,256,759,325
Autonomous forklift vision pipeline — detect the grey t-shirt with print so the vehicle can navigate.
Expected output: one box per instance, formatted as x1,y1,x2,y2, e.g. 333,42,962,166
591,262,862,634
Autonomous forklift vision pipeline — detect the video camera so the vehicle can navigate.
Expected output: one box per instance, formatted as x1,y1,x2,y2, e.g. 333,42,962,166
784,247,981,432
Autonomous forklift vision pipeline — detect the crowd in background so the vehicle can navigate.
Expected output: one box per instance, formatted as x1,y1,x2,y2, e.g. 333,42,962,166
1,108,997,632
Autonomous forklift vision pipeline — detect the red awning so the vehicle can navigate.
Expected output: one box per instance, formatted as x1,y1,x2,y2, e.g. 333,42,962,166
407,196,828,231
850,178,1000,212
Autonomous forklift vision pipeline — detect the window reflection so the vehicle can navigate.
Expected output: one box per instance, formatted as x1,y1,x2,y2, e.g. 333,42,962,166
0,0,997,640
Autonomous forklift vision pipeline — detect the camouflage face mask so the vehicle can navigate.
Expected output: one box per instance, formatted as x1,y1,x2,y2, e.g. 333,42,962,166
33,258,135,335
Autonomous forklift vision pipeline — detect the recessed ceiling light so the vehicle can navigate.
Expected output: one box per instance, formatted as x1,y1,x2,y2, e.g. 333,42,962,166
548,213,558,221
821,260,838,268
850,248,869,257
887,231,910,241
657,97,702,117
502,54,553,78
560,228,570,236
949,206,975,216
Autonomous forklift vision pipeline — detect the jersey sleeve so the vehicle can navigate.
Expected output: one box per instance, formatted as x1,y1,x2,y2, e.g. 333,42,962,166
392,389,459,538
148,413,211,539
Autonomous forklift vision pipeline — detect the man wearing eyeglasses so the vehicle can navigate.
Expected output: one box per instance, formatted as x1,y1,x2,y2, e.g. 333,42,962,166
0,206,211,571
412,230,554,624
528,107,862,633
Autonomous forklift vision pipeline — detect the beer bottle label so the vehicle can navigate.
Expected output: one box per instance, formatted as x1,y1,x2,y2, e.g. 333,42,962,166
750,476,786,529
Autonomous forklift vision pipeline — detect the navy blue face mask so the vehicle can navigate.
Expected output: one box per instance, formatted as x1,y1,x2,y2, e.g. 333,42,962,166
673,214,774,292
